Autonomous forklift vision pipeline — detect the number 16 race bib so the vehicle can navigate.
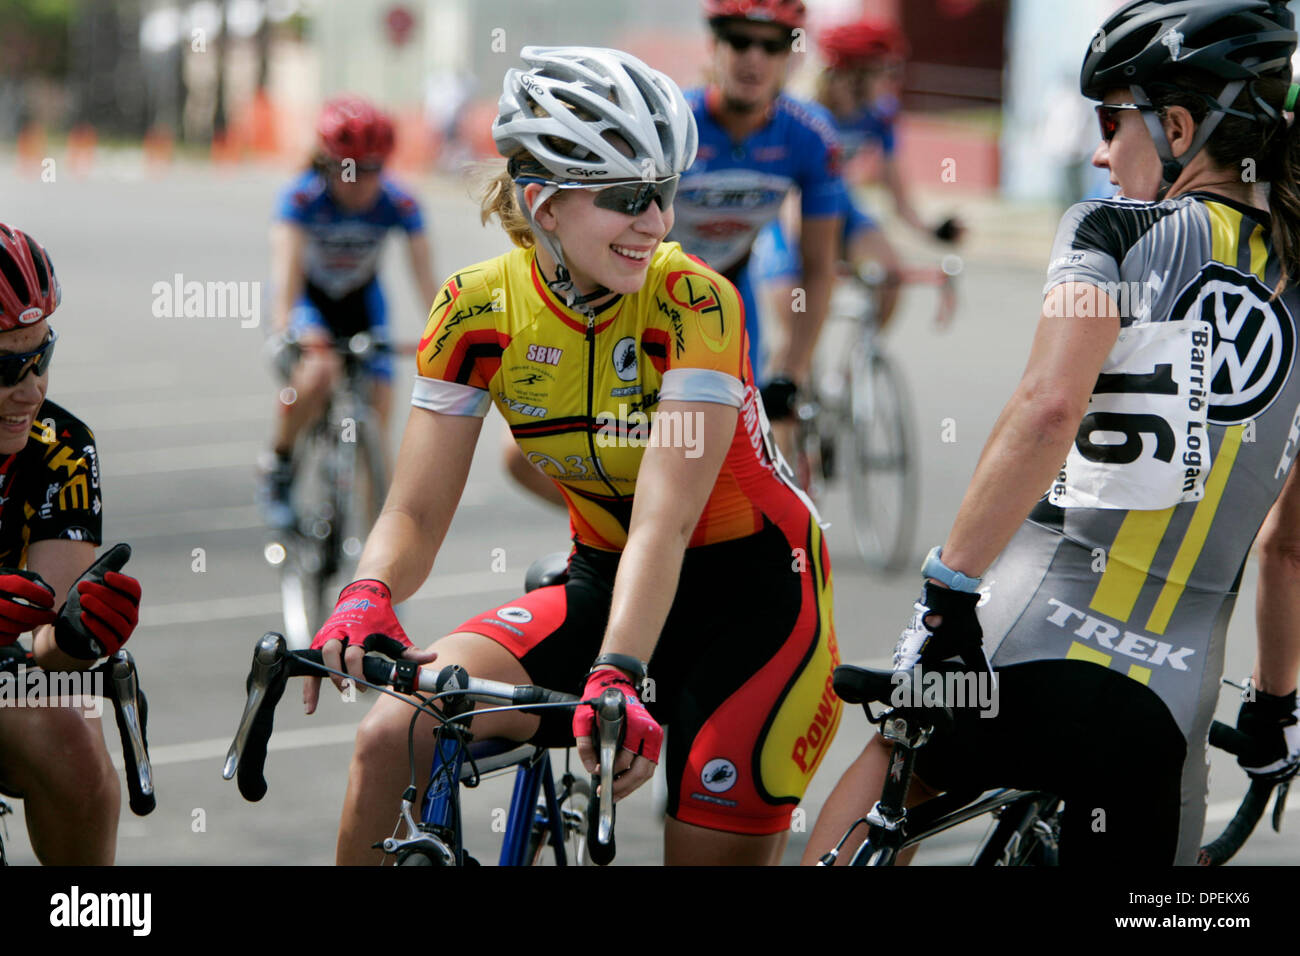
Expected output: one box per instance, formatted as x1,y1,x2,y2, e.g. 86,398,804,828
1049,320,1212,510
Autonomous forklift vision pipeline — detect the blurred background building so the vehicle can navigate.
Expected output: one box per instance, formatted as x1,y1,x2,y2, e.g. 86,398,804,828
6,0,1296,201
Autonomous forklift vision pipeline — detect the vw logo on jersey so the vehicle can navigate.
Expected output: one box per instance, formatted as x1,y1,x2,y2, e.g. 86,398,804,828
1172,262,1295,424
612,336,638,382
701,757,737,793
497,606,533,624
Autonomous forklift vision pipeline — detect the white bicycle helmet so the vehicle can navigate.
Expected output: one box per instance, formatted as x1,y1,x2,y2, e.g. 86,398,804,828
493,46,698,307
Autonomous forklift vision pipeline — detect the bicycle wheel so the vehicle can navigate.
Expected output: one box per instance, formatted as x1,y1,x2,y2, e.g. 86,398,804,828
396,849,437,866
333,420,387,581
847,345,918,572
279,424,335,647
526,774,593,866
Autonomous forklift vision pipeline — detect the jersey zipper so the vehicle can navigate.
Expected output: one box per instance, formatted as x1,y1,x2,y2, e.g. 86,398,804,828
584,311,621,499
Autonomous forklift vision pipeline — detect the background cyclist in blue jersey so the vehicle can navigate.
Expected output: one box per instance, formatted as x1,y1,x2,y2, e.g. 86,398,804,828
260,95,439,529
670,0,844,428
755,19,963,333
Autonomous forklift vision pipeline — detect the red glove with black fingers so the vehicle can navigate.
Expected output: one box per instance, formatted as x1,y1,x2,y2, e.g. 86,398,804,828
311,579,413,659
0,568,58,646
54,543,142,659
573,668,663,765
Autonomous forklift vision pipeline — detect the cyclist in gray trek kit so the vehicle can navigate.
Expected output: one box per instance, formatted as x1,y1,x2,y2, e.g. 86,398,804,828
806,0,1300,865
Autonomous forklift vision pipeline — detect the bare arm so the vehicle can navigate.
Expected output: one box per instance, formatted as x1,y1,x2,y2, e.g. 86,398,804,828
406,231,440,311
28,538,98,671
270,221,307,334
354,406,484,602
939,283,1120,577
773,214,841,382
1253,461,1300,695
598,400,737,664
881,158,930,235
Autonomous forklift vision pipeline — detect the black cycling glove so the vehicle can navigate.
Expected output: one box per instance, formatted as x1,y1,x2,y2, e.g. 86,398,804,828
1236,686,1300,781
892,581,987,674
760,377,798,422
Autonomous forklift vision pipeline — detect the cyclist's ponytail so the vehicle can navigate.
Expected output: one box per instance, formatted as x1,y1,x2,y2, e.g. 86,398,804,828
476,154,535,249
1267,93,1300,299
1149,71,1300,298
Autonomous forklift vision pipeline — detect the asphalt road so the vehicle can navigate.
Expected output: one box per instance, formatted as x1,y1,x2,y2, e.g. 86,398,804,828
0,159,1295,866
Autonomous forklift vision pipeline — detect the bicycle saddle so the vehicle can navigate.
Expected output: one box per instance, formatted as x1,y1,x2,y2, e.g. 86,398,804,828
524,552,570,593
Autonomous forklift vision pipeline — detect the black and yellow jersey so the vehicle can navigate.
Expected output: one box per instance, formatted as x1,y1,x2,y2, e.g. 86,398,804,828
413,242,811,550
0,399,102,568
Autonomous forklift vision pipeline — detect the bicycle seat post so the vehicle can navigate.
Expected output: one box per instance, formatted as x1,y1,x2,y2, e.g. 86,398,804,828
853,710,932,864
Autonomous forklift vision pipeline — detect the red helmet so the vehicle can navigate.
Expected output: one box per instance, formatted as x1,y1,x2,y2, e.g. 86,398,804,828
0,224,60,330
820,20,909,68
316,95,396,165
702,0,807,31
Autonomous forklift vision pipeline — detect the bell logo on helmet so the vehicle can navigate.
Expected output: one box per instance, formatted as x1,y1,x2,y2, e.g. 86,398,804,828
17,307,42,324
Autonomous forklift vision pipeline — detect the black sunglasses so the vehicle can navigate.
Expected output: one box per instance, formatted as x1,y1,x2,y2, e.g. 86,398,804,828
1096,102,1158,142
520,176,681,217
0,330,56,387
717,29,791,55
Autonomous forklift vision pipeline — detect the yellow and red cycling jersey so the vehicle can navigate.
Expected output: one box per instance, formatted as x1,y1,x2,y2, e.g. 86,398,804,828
413,242,809,550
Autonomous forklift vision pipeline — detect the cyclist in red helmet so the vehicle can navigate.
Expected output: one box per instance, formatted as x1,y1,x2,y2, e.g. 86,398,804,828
260,95,439,529
754,18,962,334
0,224,143,864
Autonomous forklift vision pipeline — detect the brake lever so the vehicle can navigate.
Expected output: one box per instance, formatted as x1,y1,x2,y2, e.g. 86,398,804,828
595,687,625,845
222,632,290,796
103,649,155,815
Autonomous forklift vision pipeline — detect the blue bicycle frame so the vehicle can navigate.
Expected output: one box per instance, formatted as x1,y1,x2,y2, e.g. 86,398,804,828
420,735,572,866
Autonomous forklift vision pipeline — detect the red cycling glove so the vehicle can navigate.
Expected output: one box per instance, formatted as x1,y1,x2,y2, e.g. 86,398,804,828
54,543,142,659
312,579,413,659
573,668,662,765
0,568,58,646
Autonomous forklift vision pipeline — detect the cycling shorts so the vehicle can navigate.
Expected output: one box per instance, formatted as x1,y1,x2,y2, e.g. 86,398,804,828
912,659,1187,864
749,201,879,285
449,516,841,836
289,277,393,380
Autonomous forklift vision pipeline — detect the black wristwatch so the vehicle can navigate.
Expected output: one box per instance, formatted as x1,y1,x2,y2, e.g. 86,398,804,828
590,652,648,685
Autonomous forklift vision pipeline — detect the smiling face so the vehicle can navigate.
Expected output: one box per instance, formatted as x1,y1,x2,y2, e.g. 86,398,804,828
711,20,792,111
1091,89,1168,201
0,319,50,455
528,183,674,297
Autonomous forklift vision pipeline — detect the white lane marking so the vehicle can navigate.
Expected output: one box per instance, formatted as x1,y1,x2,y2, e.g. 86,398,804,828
90,395,268,431
138,569,520,627
109,504,264,538
112,722,359,770
105,441,264,477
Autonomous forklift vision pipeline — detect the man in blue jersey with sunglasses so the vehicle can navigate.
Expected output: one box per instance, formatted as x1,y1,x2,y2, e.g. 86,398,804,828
670,0,845,426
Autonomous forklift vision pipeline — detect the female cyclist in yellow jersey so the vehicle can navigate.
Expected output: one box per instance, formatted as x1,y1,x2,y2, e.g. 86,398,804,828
302,47,840,866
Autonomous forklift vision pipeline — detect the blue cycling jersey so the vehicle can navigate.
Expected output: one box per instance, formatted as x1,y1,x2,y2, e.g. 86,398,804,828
274,169,424,299
669,87,846,278
834,98,898,164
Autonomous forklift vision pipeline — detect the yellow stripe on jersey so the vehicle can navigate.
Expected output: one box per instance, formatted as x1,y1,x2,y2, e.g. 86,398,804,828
1127,663,1152,685
759,520,840,801
1066,641,1112,668
1249,222,1269,278
1205,202,1242,265
1089,507,1176,622
1145,425,1245,635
